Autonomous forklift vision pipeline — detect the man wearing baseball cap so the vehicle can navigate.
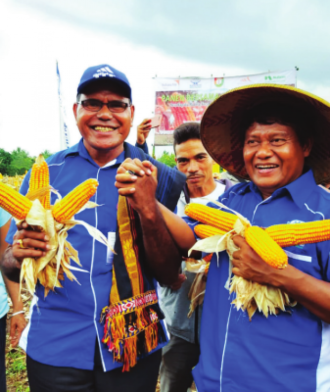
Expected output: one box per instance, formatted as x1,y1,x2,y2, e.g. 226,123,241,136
115,84,330,392
2,64,185,391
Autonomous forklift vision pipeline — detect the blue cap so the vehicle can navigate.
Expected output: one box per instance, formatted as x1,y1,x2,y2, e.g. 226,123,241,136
77,64,132,101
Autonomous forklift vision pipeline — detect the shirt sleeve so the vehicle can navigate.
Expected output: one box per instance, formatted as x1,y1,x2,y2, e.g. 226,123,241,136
0,208,11,227
182,215,200,239
146,156,186,212
5,170,31,245
135,141,149,155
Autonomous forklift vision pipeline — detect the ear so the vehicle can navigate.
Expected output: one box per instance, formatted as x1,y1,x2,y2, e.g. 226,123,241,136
73,103,78,121
130,105,135,126
303,138,313,158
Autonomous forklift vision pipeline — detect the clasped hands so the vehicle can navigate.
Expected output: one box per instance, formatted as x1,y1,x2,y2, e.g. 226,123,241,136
115,158,158,215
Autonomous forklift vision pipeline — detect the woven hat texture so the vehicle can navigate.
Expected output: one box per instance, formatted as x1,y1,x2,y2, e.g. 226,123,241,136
201,84,330,184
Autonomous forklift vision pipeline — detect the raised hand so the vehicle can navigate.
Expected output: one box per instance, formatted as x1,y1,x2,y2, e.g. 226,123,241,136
137,119,152,145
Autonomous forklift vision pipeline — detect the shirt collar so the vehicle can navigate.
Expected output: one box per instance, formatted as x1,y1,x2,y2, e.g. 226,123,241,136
278,168,316,208
64,138,125,167
63,141,80,157
240,168,317,208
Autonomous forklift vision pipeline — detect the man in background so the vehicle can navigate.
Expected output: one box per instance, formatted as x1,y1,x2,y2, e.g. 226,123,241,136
136,121,232,391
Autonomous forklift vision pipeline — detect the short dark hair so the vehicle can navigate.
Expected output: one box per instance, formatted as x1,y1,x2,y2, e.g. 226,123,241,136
239,101,315,147
173,122,201,152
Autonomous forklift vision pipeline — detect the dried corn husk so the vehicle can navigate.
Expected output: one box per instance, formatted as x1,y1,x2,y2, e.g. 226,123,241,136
15,197,110,297
186,200,296,320
184,257,210,317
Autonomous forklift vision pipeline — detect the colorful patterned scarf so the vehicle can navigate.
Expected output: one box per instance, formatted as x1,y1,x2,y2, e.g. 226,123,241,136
101,143,185,371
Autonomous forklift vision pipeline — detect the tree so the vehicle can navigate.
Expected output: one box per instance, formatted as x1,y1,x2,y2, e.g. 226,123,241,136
0,149,12,175
40,150,53,159
157,151,176,168
9,148,34,175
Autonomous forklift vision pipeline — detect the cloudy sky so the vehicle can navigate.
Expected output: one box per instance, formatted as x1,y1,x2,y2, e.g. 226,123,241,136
1,0,329,156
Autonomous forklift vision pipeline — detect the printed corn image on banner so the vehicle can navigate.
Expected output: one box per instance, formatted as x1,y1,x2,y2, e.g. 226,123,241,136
153,69,297,145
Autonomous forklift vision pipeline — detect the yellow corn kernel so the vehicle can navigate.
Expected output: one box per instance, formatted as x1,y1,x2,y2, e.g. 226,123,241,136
52,179,98,223
0,182,33,220
266,220,330,248
245,226,288,269
194,224,227,239
185,203,237,232
29,155,50,209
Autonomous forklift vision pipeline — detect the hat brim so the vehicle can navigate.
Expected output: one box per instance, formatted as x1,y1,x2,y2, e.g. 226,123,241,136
201,84,330,184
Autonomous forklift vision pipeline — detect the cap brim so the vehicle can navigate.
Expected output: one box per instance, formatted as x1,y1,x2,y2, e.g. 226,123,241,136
201,84,330,184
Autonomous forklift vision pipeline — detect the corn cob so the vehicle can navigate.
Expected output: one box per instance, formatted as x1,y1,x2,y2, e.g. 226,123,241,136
194,224,227,239
266,220,330,247
185,203,237,232
0,182,33,220
29,155,50,209
246,226,288,269
52,179,98,223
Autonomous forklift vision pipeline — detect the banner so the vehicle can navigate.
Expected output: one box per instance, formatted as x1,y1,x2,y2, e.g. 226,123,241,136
153,69,296,145
56,61,70,150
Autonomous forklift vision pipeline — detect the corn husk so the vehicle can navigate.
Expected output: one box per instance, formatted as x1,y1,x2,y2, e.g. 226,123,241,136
15,198,110,297
187,200,296,320
185,255,212,317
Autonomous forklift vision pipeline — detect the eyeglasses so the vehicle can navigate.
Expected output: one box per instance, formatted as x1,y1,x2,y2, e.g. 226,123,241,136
78,99,131,113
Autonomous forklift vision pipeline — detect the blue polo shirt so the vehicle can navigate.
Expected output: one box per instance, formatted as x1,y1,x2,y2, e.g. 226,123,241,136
6,139,185,371
185,169,330,392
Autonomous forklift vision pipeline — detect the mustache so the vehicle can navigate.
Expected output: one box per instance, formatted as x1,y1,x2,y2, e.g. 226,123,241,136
186,173,204,179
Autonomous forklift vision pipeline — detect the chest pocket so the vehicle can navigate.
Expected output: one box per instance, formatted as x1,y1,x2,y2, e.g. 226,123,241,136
284,249,312,263
284,244,316,274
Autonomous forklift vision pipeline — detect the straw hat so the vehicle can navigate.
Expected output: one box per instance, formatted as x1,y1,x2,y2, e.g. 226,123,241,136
201,84,330,184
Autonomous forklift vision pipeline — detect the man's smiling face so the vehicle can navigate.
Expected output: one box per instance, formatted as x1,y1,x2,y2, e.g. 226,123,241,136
243,122,312,199
73,89,134,156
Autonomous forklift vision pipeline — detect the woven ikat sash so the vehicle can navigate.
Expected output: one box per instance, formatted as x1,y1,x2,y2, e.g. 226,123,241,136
101,195,165,371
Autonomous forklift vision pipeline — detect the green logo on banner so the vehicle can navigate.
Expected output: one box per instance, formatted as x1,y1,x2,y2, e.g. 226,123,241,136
214,77,224,87
265,75,285,81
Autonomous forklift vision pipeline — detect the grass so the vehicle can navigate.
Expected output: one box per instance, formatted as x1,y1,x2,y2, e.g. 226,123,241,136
5,287,30,392
6,347,29,392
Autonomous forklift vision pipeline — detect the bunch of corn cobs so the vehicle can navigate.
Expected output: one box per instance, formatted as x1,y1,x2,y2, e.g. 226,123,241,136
0,155,99,296
185,203,330,319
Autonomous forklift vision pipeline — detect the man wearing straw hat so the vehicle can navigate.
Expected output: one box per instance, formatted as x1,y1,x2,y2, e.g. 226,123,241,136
115,84,330,392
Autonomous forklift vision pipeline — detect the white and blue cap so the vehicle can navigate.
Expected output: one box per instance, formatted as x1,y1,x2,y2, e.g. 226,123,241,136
77,64,132,101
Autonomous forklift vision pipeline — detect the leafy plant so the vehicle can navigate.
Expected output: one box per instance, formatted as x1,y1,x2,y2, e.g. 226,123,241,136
157,151,176,168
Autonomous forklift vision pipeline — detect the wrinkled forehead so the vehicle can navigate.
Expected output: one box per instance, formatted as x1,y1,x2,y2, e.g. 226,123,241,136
79,89,130,102
175,138,210,157
244,122,298,139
